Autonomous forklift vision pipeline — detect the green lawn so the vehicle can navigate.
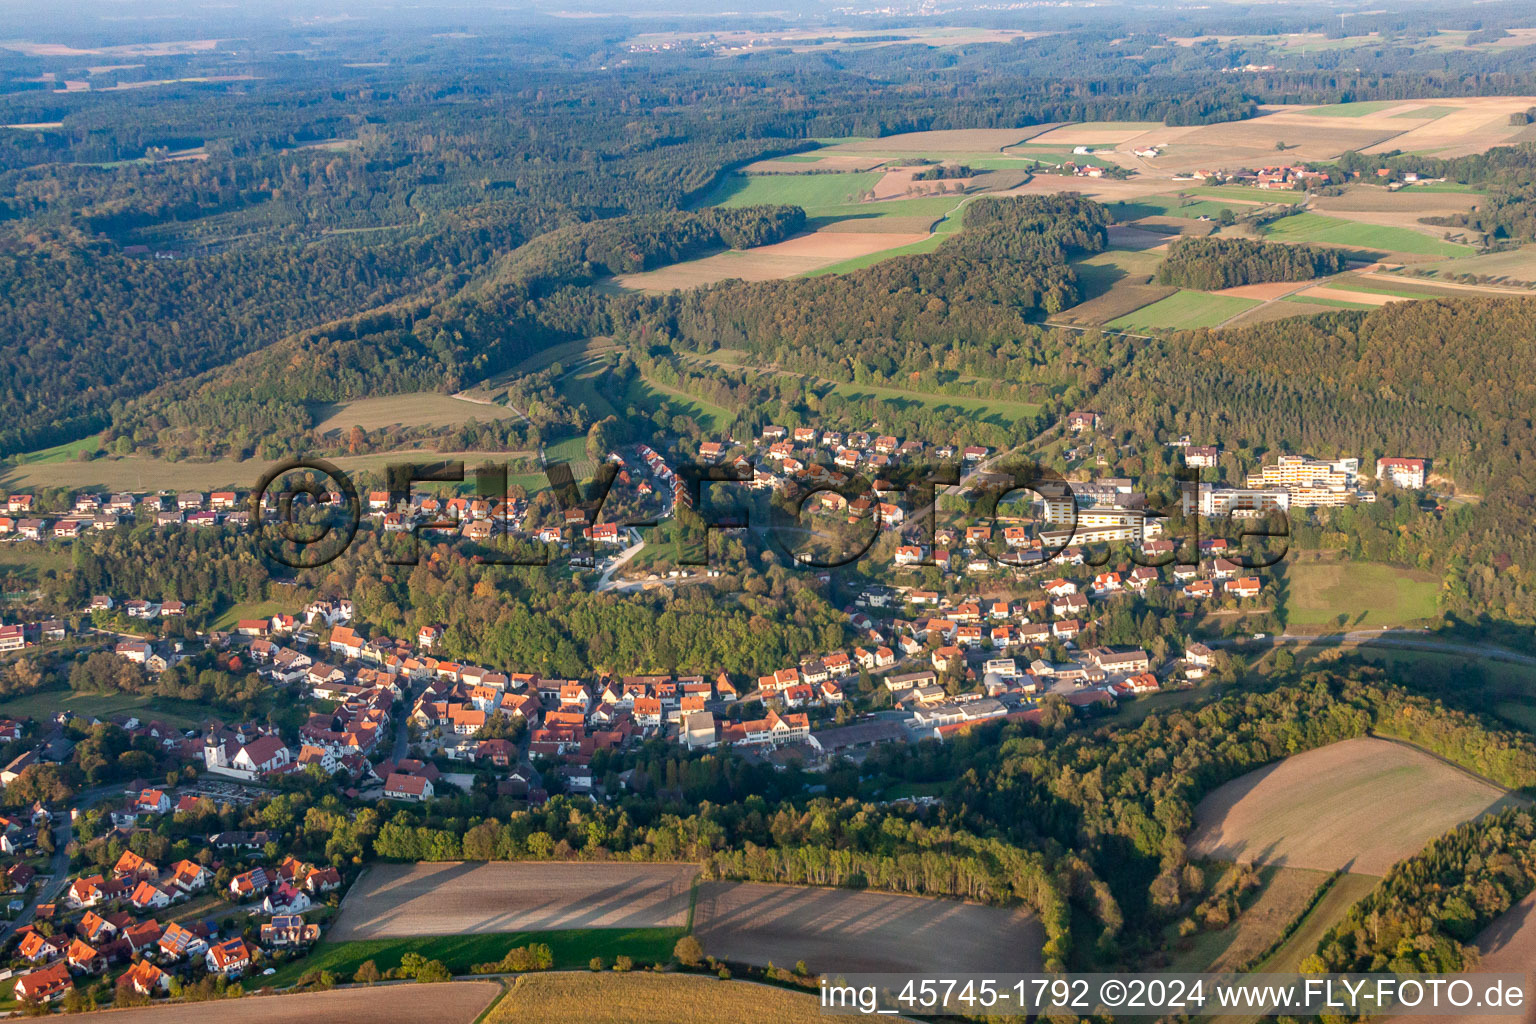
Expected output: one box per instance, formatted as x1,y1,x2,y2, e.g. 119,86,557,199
1261,213,1472,257
266,927,686,987
700,172,882,212
0,688,206,729
1283,559,1441,628
1390,105,1461,119
1106,289,1259,331
1303,100,1401,117
821,379,1042,424
209,599,291,631
17,433,105,464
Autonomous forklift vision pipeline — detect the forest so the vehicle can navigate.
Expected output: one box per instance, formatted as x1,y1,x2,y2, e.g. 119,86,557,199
1094,296,1536,627
1155,236,1349,289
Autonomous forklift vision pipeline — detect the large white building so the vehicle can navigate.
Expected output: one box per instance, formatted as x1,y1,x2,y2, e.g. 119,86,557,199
1181,483,1291,518
1376,457,1426,490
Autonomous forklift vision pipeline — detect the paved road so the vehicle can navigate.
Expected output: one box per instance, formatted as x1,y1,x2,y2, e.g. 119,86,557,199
1208,629,1536,667
1,782,124,941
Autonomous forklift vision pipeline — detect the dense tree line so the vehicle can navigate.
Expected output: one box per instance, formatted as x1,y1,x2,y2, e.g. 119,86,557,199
1095,297,1536,626
1155,236,1348,289
1306,808,1535,972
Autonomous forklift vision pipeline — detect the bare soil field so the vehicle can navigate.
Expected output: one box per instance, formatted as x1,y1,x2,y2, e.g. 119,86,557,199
1312,186,1480,216
1188,737,1524,874
73,983,502,1024
1106,224,1176,249
824,126,1061,153
1025,122,1166,146
1054,282,1178,327
610,230,928,290
1293,286,1407,306
1360,97,1536,156
1002,174,1183,201
312,393,516,434
1159,119,1400,168
870,166,973,199
1214,280,1315,300
692,881,1043,974
328,862,697,940
1385,893,1536,1024
818,214,942,234
486,972,827,1024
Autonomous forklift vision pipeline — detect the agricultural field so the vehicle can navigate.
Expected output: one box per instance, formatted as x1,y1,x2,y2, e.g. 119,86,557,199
1255,872,1382,972
611,229,930,289
485,972,826,1024
327,862,698,941
71,984,503,1024
310,393,515,434
1054,283,1178,328
1426,244,1536,285
698,171,882,211
1259,212,1472,258
209,599,292,631
1105,289,1258,331
816,126,1058,153
1228,298,1351,325
264,927,684,987
1187,737,1524,875
0,688,207,729
819,379,1042,424
691,881,1043,974
1283,558,1440,628
1163,865,1331,972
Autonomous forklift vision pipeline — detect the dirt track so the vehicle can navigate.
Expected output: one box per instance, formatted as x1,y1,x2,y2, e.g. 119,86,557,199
329,862,697,940
692,881,1043,974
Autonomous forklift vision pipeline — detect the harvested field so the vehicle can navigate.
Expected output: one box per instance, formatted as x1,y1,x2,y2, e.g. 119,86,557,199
312,393,515,434
1293,286,1405,306
1312,186,1480,216
692,881,1043,974
1001,173,1181,201
822,126,1060,153
72,983,502,1024
1188,737,1524,874
328,862,697,940
869,166,972,199
1025,121,1165,146
1106,224,1175,249
1157,116,1399,168
611,230,930,289
1360,96,1536,156
1212,280,1314,300
485,972,826,1024
1054,282,1177,327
